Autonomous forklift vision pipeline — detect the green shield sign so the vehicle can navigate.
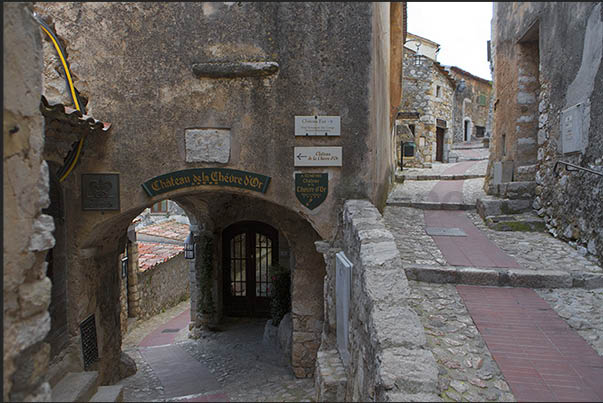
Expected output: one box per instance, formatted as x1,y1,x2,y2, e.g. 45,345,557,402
295,173,328,210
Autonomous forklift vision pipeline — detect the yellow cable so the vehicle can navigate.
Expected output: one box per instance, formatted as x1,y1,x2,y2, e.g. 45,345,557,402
39,24,80,112
38,22,85,182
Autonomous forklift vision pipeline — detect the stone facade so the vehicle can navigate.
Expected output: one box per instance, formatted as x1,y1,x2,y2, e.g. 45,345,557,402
315,200,439,402
448,66,493,143
21,2,405,386
399,47,455,167
3,3,54,401
487,2,603,265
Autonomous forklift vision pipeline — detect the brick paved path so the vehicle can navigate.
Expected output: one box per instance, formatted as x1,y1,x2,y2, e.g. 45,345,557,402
458,285,603,402
385,155,603,402
139,307,191,347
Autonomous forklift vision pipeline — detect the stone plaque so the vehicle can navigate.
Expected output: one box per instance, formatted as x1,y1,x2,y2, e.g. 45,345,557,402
295,173,328,210
294,147,342,167
82,174,120,211
336,251,352,367
425,227,467,237
560,102,586,154
185,128,231,163
141,168,270,197
295,116,340,136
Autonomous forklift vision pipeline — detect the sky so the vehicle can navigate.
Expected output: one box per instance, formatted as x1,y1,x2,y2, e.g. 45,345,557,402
406,2,493,80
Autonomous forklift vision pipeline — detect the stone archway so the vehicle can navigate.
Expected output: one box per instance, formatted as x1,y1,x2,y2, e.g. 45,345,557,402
70,188,325,382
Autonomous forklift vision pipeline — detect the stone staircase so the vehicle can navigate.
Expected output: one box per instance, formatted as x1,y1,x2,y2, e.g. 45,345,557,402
477,180,545,232
52,371,124,402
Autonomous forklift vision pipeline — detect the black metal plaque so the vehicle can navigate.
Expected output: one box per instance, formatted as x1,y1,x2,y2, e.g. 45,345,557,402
295,173,328,210
82,174,120,211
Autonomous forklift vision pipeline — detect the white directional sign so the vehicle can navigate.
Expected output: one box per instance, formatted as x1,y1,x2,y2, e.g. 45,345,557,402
295,116,340,136
294,147,342,167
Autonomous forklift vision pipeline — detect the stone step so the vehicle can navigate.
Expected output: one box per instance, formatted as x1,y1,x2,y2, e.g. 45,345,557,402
403,264,603,289
386,200,476,210
489,181,537,200
52,371,100,403
90,385,124,402
476,196,532,219
315,349,347,402
395,173,484,183
485,212,546,232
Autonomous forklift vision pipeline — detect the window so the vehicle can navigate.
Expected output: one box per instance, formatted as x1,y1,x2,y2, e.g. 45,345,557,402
475,126,486,138
150,200,168,214
409,124,416,135
436,85,442,98
478,93,487,106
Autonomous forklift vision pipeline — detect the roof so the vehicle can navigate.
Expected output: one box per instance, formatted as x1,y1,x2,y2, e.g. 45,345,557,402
447,66,492,86
136,241,184,272
40,96,112,132
136,220,190,242
405,48,456,88
406,32,440,47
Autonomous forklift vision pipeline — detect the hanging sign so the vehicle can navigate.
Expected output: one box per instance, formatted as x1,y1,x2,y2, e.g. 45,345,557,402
295,116,340,136
295,173,328,210
294,147,342,167
141,168,270,197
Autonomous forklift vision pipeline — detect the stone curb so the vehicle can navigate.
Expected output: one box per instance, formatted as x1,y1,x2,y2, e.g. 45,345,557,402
404,264,603,289
396,174,485,182
386,201,476,210
396,174,485,183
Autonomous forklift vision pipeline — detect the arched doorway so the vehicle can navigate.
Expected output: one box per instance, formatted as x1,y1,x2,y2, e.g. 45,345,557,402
222,221,279,317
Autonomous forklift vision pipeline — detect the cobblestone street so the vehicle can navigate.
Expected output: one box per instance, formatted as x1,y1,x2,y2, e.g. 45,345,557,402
384,157,603,402
119,301,314,402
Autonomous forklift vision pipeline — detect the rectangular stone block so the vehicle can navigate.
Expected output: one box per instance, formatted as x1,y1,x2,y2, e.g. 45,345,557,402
506,269,572,288
185,129,231,163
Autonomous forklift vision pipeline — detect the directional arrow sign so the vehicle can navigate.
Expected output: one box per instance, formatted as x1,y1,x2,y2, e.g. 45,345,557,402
294,147,342,167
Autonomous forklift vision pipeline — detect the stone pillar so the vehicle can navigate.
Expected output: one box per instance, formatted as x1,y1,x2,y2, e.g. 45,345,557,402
190,230,217,335
126,242,140,317
4,3,53,401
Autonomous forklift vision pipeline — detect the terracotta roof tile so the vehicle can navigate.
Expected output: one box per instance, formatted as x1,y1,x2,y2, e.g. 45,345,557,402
136,220,190,242
137,241,184,272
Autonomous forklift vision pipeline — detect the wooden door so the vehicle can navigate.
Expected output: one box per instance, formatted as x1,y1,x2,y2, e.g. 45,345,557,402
222,221,278,317
436,128,445,162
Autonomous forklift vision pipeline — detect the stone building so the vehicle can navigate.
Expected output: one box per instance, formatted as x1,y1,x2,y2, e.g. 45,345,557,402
485,2,603,264
447,66,493,142
398,36,455,167
4,2,405,399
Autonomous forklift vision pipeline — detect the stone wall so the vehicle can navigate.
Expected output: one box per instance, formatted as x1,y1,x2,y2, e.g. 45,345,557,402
315,200,439,402
137,252,190,320
489,2,603,264
3,3,54,401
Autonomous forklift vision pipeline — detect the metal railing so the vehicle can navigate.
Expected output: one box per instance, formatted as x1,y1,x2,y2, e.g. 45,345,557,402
554,161,603,177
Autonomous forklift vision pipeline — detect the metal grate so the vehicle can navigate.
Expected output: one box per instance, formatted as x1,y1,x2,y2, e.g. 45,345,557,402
80,314,99,369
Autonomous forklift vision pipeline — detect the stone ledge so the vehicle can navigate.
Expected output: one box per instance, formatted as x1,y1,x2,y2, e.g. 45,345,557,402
386,200,476,210
192,61,279,78
403,264,596,288
398,173,485,182
314,349,347,402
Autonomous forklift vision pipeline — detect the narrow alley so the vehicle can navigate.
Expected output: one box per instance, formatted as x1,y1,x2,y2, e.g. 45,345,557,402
384,142,603,402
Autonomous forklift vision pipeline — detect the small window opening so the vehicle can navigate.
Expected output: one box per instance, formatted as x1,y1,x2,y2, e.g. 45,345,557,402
151,200,168,214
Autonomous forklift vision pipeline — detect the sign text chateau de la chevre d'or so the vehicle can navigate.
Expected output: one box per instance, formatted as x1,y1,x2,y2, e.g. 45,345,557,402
141,168,270,197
